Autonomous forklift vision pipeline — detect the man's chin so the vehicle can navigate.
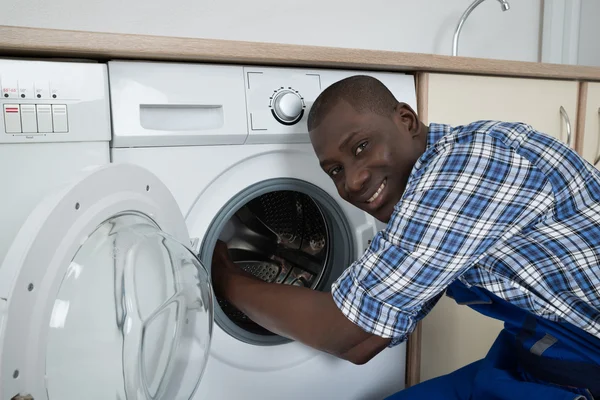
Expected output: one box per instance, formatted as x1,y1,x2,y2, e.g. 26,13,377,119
349,200,394,224
374,203,395,224
374,212,391,224
357,206,392,224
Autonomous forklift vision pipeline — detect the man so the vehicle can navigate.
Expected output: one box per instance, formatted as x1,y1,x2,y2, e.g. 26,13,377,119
211,75,600,398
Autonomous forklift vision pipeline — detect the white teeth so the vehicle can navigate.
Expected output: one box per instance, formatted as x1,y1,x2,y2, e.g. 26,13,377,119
367,180,386,203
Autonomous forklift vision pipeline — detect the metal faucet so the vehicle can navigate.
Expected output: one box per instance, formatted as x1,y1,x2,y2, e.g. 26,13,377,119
452,0,510,56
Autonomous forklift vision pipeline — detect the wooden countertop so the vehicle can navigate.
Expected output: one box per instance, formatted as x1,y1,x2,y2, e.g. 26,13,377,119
2,25,600,81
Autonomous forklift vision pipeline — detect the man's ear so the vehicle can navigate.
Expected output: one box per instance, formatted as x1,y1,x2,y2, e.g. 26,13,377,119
393,102,420,136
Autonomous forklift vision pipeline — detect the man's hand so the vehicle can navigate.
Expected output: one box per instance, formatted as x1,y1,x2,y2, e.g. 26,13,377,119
210,240,391,364
210,240,238,297
211,240,233,271
211,240,259,297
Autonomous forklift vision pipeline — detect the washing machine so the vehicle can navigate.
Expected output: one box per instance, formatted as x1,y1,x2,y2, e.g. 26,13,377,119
108,61,418,400
0,59,122,400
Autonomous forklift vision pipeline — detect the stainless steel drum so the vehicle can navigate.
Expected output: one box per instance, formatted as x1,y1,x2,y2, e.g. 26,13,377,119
217,190,330,335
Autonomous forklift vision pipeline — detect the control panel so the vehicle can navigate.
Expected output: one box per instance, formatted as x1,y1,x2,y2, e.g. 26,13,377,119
244,67,321,144
243,66,418,145
0,59,111,144
3,103,68,134
106,61,417,147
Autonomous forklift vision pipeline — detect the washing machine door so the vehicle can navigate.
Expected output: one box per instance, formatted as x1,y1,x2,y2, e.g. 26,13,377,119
0,163,214,400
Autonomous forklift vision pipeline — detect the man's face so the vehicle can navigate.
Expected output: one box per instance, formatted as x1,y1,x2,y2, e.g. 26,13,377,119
309,100,424,223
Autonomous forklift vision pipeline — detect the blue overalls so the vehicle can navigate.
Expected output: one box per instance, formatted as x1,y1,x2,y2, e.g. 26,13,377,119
386,281,600,399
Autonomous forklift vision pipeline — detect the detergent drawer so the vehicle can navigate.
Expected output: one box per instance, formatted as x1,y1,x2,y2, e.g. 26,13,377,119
108,61,248,147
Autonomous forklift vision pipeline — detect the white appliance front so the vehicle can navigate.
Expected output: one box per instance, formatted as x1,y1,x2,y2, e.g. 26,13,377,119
0,59,216,400
109,61,417,399
0,59,111,269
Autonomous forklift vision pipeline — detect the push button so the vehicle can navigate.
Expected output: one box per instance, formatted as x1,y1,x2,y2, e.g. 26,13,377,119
20,104,38,133
4,104,22,133
51,104,68,132
36,104,53,133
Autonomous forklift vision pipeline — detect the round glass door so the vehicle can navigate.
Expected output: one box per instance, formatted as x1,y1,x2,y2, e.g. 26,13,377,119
44,212,213,400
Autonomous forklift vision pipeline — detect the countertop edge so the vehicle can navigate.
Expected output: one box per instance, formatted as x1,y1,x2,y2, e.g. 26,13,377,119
2,25,600,81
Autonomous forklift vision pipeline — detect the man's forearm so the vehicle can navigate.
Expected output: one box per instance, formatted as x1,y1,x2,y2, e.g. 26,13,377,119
220,270,391,363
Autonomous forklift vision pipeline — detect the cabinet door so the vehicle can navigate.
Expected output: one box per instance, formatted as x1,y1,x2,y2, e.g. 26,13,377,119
422,73,579,148
420,295,504,382
578,83,600,166
416,73,580,383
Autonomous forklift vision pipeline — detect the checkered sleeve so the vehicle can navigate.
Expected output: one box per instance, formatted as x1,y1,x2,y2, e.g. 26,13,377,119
331,135,552,346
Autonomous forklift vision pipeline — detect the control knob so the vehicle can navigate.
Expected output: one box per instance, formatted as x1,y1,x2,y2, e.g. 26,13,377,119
271,90,304,125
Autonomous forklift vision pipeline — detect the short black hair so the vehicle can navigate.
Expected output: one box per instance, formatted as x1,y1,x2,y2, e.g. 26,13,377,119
307,75,399,131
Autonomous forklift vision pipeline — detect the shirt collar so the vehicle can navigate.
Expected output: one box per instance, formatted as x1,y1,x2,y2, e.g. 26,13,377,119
426,122,452,152
407,122,453,177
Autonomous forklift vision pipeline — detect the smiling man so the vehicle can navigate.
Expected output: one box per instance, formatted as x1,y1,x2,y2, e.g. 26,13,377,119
211,75,600,399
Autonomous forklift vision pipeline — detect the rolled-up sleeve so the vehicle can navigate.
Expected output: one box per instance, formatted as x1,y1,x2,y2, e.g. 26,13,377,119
331,136,552,346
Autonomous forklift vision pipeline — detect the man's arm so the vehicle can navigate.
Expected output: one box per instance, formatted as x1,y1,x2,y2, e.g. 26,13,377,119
214,258,391,364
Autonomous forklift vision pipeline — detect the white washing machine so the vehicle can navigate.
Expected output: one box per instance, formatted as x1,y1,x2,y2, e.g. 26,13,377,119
0,58,417,400
0,59,214,400
108,61,418,400
0,59,121,400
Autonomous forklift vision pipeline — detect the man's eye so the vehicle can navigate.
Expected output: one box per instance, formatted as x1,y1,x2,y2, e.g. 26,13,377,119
330,166,342,177
355,141,368,155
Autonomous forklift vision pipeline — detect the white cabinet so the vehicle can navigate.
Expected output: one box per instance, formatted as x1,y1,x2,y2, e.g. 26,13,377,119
422,73,580,147
578,83,600,167
415,73,580,383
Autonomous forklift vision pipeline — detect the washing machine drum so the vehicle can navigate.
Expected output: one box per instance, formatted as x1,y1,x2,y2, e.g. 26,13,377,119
218,191,329,333
0,164,213,400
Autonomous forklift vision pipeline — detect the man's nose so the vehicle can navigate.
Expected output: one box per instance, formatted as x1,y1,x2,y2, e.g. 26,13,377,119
345,167,370,195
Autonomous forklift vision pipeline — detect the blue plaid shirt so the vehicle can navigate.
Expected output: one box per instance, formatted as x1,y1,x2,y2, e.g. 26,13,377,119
331,120,600,347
